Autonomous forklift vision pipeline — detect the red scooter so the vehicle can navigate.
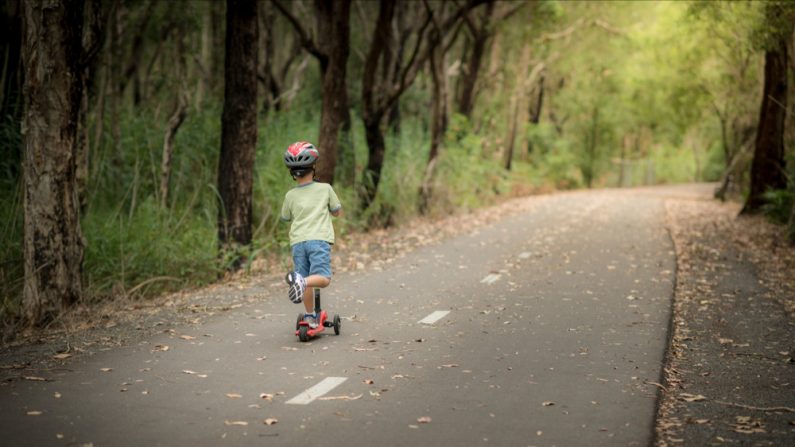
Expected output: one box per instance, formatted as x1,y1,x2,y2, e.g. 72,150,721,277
295,289,341,342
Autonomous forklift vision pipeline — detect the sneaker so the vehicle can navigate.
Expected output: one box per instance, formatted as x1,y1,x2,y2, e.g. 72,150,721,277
285,272,306,304
303,313,318,329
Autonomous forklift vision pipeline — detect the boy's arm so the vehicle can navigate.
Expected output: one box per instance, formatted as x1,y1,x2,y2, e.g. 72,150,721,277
280,194,292,222
328,185,342,217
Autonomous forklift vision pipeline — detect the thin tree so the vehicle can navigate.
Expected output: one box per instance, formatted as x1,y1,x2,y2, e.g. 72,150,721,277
273,0,351,186
361,0,483,209
217,0,258,269
419,3,464,213
20,0,86,326
456,1,524,119
159,27,189,209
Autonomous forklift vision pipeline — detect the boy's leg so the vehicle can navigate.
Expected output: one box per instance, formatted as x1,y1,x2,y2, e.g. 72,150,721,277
302,275,331,314
288,243,309,304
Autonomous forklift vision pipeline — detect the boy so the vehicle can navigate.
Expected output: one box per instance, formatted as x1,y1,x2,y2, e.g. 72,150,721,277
280,141,342,328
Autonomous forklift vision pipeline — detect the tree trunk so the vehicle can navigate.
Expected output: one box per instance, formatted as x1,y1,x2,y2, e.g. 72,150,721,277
196,1,212,108
386,1,407,134
741,39,788,214
160,36,188,209
503,98,519,171
314,0,350,185
217,0,258,269
457,0,494,118
582,105,600,188
419,31,448,214
159,96,187,208
1,0,23,123
109,1,125,170
76,0,106,214
362,115,386,209
788,193,795,244
21,0,85,326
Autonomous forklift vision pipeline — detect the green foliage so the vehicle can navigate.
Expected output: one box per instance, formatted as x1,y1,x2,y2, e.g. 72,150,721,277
526,123,581,189
0,117,23,320
0,115,21,191
0,186,23,320
430,115,509,212
82,197,220,300
760,189,794,225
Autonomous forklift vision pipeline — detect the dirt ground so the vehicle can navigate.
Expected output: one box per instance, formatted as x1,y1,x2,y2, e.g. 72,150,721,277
655,196,795,446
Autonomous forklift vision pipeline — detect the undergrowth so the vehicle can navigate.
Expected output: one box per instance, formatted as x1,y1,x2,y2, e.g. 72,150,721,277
0,104,731,326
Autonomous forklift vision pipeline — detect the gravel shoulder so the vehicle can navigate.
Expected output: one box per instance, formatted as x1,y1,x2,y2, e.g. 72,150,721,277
655,194,795,446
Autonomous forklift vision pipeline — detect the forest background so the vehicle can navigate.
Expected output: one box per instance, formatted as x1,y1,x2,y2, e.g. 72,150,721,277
1,0,794,334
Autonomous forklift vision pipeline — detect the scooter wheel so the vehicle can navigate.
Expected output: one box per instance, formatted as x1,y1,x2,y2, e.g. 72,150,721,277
333,314,341,335
298,325,309,342
296,313,304,331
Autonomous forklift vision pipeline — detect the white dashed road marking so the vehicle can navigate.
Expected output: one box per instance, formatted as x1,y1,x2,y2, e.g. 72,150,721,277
286,377,348,405
481,273,501,284
418,310,450,325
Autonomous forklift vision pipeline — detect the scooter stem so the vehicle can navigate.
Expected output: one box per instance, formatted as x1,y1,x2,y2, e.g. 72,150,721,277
314,288,321,314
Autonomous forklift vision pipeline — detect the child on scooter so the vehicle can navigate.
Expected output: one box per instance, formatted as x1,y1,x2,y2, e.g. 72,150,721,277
280,141,342,328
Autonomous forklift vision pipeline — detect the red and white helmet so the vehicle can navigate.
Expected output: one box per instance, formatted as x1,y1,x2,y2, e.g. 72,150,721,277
284,141,319,169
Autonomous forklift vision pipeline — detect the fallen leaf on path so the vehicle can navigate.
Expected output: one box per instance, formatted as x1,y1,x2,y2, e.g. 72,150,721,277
363,379,374,385
100,368,113,373
263,418,278,426
179,335,195,340
225,393,242,399
439,364,459,368
542,401,555,406
53,392,61,399
732,416,766,434
679,393,707,402
26,411,42,416
152,345,169,352
224,420,248,426
417,416,432,424
260,393,274,401
52,353,72,360
23,376,47,382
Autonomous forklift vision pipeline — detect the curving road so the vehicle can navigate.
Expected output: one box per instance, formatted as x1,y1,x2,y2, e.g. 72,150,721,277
2,186,702,447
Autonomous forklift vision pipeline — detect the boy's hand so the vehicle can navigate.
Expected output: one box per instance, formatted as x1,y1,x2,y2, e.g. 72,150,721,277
331,208,342,217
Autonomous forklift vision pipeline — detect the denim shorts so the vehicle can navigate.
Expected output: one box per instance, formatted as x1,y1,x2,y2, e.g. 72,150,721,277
291,240,332,278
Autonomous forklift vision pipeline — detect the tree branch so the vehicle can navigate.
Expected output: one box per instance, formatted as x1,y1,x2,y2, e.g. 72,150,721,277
271,0,326,63
494,1,524,22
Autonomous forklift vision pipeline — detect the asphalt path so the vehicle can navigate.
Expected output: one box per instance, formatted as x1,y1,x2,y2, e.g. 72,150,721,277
1,186,686,447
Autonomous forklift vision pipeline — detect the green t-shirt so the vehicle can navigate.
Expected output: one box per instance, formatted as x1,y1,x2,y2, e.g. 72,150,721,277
280,182,341,246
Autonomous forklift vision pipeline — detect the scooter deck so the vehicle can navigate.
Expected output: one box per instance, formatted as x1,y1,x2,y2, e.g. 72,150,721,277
295,311,328,337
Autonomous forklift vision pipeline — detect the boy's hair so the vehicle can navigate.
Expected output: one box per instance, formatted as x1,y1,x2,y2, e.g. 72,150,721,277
290,167,314,179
